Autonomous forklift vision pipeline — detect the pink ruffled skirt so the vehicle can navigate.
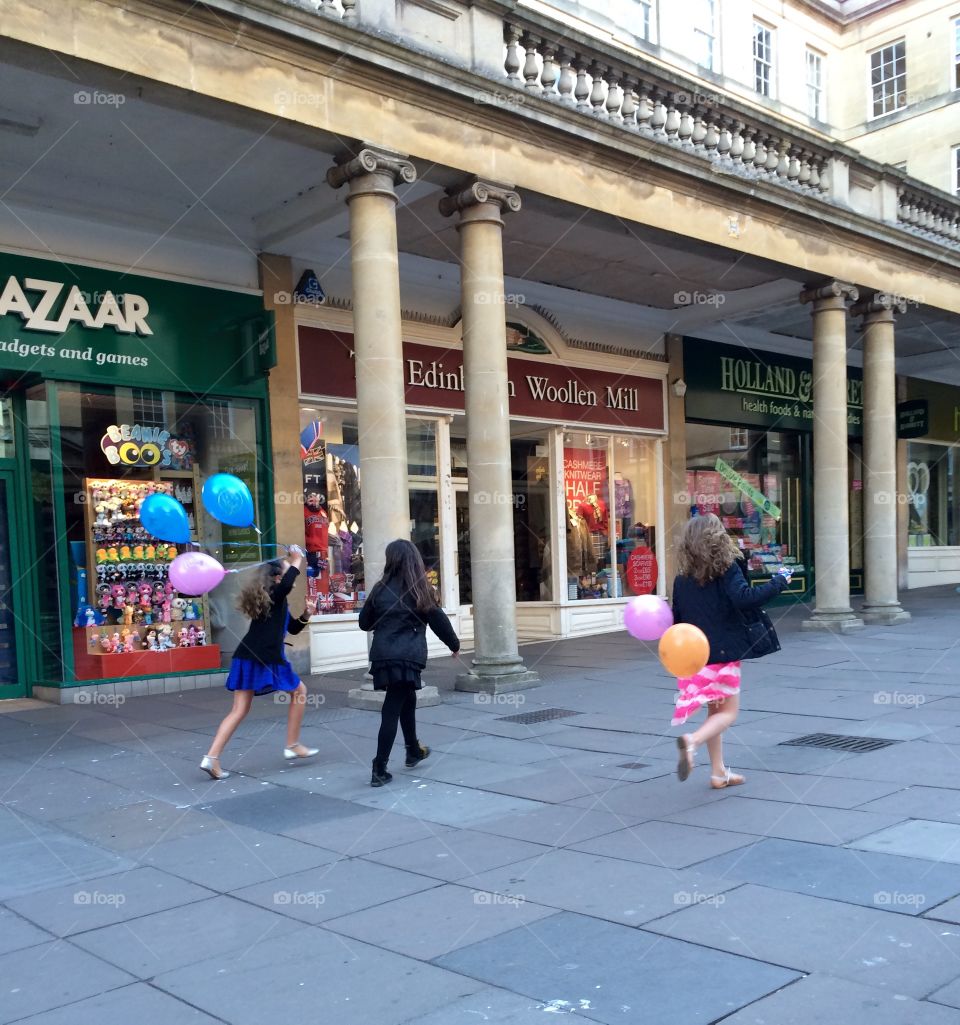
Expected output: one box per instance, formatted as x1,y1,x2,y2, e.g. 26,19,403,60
672,661,742,726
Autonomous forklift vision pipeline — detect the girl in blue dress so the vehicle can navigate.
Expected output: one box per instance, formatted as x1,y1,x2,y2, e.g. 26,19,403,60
200,549,318,780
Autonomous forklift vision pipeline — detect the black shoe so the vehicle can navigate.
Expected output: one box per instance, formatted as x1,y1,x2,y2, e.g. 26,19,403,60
370,759,392,787
405,743,430,769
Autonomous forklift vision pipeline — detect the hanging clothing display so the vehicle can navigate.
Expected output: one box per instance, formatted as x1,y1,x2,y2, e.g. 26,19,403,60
566,514,596,576
614,475,633,520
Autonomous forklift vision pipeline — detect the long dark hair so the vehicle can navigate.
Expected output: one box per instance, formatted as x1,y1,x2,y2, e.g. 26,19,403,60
375,539,436,613
236,560,282,620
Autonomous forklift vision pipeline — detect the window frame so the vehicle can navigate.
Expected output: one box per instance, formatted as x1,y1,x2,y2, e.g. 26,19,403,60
637,0,654,43
693,0,717,72
753,19,776,98
954,145,960,197
954,17,960,90
805,47,825,121
868,38,907,120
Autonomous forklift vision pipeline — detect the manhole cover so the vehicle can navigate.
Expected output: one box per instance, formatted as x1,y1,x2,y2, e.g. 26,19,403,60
617,762,650,770
496,708,582,724
780,733,899,753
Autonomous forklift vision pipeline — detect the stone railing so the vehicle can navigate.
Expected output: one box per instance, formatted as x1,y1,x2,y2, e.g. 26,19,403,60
898,185,960,247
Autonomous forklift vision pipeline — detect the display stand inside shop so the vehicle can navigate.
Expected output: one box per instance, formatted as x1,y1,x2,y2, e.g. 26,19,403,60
72,474,221,679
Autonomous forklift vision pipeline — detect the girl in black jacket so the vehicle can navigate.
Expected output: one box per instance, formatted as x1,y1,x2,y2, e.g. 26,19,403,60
359,539,460,787
200,549,317,780
671,515,789,789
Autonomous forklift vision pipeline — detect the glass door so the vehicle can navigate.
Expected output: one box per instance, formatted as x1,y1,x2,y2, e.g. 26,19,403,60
454,483,472,608
0,472,26,697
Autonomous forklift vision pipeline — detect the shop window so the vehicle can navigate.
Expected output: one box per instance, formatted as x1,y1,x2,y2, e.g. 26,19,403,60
612,437,659,598
907,443,957,546
564,433,613,599
53,385,264,682
685,423,805,584
513,429,552,602
408,419,440,599
0,397,13,458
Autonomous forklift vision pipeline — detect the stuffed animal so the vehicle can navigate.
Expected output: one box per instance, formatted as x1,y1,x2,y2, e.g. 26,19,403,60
106,546,119,563
122,604,134,626
187,626,198,646
196,628,206,646
158,626,174,651
123,630,136,653
95,547,109,565
133,545,144,561
99,633,112,653
110,632,122,653
171,597,187,622
119,545,132,562
161,600,171,624
178,627,189,648
184,601,197,621
144,630,158,651
145,544,156,561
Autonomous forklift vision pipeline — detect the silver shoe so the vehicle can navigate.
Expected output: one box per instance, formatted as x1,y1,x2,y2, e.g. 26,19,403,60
200,755,230,780
283,745,319,761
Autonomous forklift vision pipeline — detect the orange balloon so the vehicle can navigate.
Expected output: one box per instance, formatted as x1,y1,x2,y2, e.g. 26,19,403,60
658,623,710,678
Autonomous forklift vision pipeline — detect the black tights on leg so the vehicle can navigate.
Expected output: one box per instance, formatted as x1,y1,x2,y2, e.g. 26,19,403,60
375,685,418,765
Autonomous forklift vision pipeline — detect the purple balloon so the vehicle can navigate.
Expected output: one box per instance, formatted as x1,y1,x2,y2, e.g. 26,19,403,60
169,552,225,596
623,594,674,641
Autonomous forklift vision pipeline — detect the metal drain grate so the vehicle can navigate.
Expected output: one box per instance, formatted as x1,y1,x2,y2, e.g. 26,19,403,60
496,708,582,724
780,733,899,753
617,762,650,770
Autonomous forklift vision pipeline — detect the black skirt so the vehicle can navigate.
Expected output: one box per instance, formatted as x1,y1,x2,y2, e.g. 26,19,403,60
372,659,423,691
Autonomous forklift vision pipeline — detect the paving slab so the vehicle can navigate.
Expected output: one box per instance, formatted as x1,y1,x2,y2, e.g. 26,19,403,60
231,858,438,924
698,837,960,913
719,771,905,809
858,786,960,823
71,894,301,977
55,800,228,854
153,925,482,1025
470,802,645,845
284,808,456,856
394,987,571,1025
0,940,133,1024
646,883,960,997
571,820,757,869
664,795,905,845
134,824,341,891
1,769,144,822
6,866,213,937
324,882,557,960
362,828,551,882
850,820,960,863
201,787,369,834
719,972,960,1024
435,911,799,1025
0,908,52,956
9,982,222,1024
460,848,737,926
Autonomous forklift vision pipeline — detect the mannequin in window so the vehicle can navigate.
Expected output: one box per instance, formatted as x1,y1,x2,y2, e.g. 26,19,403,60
567,506,596,578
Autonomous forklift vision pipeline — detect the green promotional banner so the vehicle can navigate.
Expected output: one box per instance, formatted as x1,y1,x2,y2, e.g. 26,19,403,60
683,339,863,436
715,457,781,520
0,251,274,394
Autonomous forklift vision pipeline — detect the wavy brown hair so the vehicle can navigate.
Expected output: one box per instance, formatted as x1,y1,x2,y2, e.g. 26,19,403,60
677,514,742,585
237,562,282,621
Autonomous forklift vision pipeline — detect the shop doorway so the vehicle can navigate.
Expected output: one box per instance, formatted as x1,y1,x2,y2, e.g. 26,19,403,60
454,482,472,609
0,472,26,697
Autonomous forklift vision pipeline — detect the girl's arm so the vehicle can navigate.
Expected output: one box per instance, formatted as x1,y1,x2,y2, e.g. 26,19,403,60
721,563,787,609
272,565,300,603
288,597,317,636
426,605,460,653
358,585,380,632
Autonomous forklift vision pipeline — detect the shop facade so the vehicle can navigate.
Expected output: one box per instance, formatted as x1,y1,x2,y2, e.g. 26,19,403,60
0,251,274,700
680,338,864,601
901,378,960,588
294,308,668,672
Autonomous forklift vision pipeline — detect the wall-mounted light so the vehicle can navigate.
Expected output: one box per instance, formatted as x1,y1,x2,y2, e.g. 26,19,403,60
672,379,688,399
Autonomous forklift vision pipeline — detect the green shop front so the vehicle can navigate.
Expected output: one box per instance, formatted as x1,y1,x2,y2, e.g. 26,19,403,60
0,252,274,700
681,338,864,601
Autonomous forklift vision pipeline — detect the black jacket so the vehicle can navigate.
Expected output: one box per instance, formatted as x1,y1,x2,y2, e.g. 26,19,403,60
234,566,308,665
672,562,787,664
358,579,460,666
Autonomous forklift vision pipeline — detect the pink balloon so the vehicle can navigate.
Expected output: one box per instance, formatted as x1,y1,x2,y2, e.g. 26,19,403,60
169,552,225,596
623,594,674,641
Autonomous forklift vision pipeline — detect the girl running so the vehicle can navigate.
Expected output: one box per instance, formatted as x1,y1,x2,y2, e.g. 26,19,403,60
200,549,318,780
359,539,460,787
671,515,789,789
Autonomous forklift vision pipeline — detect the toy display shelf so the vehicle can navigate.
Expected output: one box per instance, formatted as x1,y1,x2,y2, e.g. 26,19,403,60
72,631,221,680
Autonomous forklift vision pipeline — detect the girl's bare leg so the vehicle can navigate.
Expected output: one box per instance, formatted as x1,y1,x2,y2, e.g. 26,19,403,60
684,695,740,776
285,683,309,749
207,690,254,759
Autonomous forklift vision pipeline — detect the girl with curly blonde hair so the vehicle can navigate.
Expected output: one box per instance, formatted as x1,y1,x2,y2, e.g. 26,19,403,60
671,514,790,789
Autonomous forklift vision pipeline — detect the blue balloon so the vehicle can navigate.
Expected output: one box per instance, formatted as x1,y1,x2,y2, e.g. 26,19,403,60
202,473,255,528
140,493,191,543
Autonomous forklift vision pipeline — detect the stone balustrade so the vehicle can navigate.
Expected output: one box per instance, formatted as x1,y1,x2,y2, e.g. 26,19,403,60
898,186,960,248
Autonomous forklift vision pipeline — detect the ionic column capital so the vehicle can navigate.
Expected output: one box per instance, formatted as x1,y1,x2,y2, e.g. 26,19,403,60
326,146,417,197
851,292,908,323
800,280,859,309
439,179,522,224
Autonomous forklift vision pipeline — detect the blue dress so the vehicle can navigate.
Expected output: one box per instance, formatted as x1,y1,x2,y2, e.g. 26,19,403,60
225,568,308,696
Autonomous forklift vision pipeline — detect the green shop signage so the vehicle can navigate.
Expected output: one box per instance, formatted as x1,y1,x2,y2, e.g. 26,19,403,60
682,338,863,436
0,252,275,394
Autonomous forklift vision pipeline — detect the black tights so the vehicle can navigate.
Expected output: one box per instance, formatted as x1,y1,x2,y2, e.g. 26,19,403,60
375,685,418,765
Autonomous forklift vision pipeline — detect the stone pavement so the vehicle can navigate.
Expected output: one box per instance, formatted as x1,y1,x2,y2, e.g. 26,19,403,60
3,588,960,1024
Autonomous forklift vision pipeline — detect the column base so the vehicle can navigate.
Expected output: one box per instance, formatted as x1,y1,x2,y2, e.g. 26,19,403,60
861,603,911,625
346,684,441,709
455,670,540,695
801,610,864,633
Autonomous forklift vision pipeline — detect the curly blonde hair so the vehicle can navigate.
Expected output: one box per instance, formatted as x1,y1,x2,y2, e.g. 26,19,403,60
237,563,279,621
677,514,742,585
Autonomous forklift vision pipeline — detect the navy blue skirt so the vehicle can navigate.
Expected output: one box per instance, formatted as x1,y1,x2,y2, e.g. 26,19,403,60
226,657,301,696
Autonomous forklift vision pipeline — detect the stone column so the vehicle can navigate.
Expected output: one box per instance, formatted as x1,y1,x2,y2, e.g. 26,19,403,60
439,180,538,694
327,146,415,589
328,146,439,710
800,281,864,633
854,293,910,624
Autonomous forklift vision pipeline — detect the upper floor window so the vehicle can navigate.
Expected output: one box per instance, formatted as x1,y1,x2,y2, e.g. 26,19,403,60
637,0,654,42
805,48,824,119
954,18,959,89
132,389,165,427
693,0,716,71
753,21,775,97
954,146,960,196
870,40,906,117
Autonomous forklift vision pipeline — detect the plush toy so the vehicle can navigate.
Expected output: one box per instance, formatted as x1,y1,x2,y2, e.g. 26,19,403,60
184,601,197,621
187,626,198,646
95,547,109,565
106,546,119,563
121,604,133,626
144,630,158,651
178,627,189,647
94,503,110,527
120,545,132,562
99,633,112,653
158,626,174,651
110,632,122,653
110,584,126,610
123,630,136,653
161,600,171,624
145,544,156,561
166,545,177,560
196,628,206,646
171,597,187,622
133,545,144,561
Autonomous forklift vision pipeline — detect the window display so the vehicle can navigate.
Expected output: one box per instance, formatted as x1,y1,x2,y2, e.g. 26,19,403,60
564,435,613,599
907,442,957,546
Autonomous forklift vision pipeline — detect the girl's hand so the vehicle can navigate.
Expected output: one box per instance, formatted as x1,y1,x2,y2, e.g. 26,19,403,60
304,598,317,617
287,547,304,570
